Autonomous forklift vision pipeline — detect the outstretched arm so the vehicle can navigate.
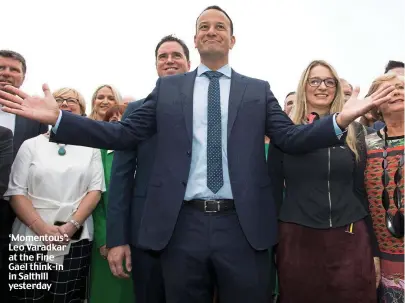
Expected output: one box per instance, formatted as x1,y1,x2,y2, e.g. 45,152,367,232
265,82,394,154
49,95,157,150
0,80,162,151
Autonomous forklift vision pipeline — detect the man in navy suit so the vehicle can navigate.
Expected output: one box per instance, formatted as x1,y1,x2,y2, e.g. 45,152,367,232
0,6,395,303
107,35,191,303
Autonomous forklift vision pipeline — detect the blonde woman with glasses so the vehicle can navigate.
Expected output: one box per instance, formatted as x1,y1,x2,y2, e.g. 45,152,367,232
268,60,382,303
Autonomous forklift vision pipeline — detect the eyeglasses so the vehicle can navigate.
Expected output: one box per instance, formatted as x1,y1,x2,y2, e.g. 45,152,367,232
381,127,404,238
307,77,337,88
55,98,79,106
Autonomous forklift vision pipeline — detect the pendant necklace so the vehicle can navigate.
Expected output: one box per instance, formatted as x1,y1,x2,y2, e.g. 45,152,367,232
58,144,67,156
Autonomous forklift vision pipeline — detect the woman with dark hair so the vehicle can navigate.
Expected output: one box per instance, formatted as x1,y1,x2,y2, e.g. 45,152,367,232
103,105,127,123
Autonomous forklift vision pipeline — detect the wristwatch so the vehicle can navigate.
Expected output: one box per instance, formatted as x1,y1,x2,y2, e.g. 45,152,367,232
69,219,81,230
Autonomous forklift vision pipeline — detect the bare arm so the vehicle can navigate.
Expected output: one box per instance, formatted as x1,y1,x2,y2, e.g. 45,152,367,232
71,191,101,225
10,195,62,244
10,195,45,231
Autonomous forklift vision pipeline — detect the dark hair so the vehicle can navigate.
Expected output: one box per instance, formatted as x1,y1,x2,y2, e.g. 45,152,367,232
103,105,127,122
155,35,190,62
196,5,234,35
285,91,296,98
0,50,27,75
385,60,404,74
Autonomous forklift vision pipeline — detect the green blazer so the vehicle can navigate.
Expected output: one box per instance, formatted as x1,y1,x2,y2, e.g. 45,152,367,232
93,149,114,248
90,149,135,303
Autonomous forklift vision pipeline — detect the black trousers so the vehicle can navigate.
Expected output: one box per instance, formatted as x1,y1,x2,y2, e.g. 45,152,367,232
131,245,166,303
161,205,273,303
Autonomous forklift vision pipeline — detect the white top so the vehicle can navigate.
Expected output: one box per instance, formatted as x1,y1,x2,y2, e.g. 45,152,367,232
5,134,105,264
0,107,16,133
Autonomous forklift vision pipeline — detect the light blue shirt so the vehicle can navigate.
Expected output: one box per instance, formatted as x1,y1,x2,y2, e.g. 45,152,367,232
184,64,233,200
52,66,346,200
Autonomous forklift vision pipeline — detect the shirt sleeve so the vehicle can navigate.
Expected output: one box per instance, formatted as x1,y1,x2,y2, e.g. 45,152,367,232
51,110,63,134
332,113,348,140
87,149,106,193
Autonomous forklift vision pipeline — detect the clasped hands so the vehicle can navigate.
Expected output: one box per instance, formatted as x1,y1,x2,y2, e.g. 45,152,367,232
30,220,77,246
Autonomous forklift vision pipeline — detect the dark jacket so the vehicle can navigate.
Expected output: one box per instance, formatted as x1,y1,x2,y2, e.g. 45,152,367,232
106,99,158,248
50,70,345,251
0,118,47,267
0,126,13,198
268,121,379,255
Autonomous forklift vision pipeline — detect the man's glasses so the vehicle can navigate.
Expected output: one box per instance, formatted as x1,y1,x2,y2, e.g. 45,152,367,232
55,98,79,106
307,77,337,88
382,128,404,238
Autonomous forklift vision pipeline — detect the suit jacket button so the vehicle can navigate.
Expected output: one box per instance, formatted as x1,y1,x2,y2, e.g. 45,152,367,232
181,181,187,186
187,151,191,157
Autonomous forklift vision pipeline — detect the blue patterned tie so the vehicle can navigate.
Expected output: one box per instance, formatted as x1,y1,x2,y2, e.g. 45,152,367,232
204,71,223,194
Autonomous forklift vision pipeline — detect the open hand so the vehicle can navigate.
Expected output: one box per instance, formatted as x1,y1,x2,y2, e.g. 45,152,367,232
0,84,60,125
337,83,395,128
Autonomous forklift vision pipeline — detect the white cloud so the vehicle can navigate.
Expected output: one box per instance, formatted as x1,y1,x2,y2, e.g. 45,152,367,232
2,0,404,111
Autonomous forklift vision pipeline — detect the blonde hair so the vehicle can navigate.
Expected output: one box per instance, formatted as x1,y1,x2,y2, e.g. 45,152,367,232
366,73,404,121
290,60,359,160
89,84,122,120
52,87,86,115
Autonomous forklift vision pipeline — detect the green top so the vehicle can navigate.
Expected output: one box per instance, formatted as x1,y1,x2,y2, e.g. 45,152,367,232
265,143,269,160
90,149,135,303
92,149,114,248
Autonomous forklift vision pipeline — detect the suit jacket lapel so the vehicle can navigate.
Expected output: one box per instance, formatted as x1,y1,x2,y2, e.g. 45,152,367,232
227,71,247,139
180,69,197,145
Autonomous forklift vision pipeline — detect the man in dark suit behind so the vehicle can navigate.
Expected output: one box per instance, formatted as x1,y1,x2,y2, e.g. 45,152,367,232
107,35,191,303
0,6,395,303
0,127,12,199
0,50,48,302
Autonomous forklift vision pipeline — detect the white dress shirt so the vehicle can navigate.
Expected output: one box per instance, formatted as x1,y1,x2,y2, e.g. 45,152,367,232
0,106,16,133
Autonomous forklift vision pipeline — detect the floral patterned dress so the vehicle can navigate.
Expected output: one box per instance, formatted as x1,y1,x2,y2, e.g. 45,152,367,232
365,131,404,303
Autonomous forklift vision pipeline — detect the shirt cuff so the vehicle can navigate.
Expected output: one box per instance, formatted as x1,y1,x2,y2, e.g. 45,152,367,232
333,113,347,140
51,110,62,134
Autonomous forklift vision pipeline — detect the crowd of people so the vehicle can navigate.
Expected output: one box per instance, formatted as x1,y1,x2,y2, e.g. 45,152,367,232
0,5,403,303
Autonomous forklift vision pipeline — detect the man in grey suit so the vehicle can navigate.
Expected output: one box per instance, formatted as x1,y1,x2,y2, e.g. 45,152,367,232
0,50,48,303
0,6,395,303
107,35,191,303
